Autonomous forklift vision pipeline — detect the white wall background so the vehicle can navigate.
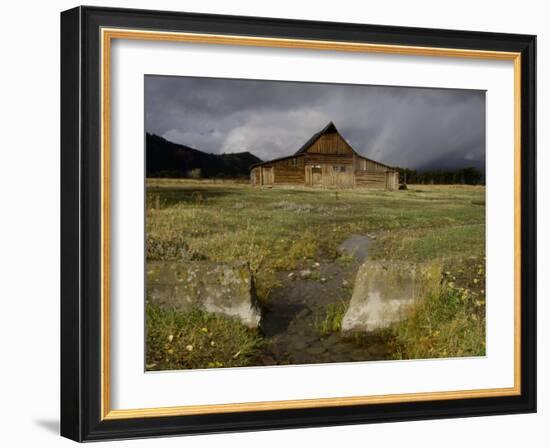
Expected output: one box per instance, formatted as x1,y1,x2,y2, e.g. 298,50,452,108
0,0,546,446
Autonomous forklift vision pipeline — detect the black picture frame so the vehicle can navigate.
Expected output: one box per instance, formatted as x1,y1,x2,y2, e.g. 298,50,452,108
61,5,536,442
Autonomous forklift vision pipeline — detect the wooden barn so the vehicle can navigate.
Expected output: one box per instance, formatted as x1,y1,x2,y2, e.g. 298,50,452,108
250,122,399,190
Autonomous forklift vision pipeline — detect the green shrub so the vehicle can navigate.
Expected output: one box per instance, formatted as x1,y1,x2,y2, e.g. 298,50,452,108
317,300,349,334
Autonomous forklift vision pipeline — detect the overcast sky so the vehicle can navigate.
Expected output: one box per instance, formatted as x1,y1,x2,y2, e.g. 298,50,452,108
145,75,485,171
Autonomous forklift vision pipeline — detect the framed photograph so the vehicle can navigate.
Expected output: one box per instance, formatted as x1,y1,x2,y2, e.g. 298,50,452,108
60,6,536,441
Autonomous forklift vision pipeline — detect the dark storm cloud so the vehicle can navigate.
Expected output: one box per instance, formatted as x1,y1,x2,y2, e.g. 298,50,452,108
145,75,485,170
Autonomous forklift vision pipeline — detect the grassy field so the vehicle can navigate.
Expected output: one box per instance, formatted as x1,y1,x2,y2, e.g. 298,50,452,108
146,304,264,370
146,180,486,367
390,260,486,359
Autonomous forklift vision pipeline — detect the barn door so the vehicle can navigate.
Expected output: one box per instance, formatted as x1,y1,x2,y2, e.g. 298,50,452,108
385,171,397,190
333,165,353,188
311,166,322,187
262,167,274,186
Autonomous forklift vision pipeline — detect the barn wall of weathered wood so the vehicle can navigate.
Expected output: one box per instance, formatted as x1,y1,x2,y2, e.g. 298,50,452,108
272,157,306,184
355,170,387,188
355,157,388,172
306,132,354,155
304,163,355,188
304,154,354,165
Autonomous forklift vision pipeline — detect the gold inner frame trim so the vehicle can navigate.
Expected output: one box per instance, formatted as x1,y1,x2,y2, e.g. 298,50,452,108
100,27,522,420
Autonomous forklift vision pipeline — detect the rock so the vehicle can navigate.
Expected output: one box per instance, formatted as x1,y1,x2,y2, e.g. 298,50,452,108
342,280,349,287
341,260,441,333
313,262,321,269
300,269,312,279
288,272,296,280
147,261,261,328
320,277,327,283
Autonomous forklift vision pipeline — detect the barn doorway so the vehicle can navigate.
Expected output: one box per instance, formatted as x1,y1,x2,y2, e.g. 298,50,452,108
262,167,274,186
311,166,322,187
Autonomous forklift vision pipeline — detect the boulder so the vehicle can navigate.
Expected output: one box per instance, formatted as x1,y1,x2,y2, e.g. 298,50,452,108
341,260,441,332
147,261,261,328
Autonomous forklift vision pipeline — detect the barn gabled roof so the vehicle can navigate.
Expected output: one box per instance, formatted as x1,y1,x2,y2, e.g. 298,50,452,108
295,121,395,170
250,121,396,171
249,152,305,169
294,121,359,156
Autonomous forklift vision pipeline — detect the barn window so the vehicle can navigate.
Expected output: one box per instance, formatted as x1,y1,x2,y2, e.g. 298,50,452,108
289,158,298,168
361,159,367,170
333,165,346,173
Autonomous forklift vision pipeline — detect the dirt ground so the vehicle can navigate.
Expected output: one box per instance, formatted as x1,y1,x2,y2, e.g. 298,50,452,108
260,235,390,365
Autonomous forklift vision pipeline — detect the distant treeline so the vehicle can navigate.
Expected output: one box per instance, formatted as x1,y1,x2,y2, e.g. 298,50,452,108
396,167,484,185
146,133,263,179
